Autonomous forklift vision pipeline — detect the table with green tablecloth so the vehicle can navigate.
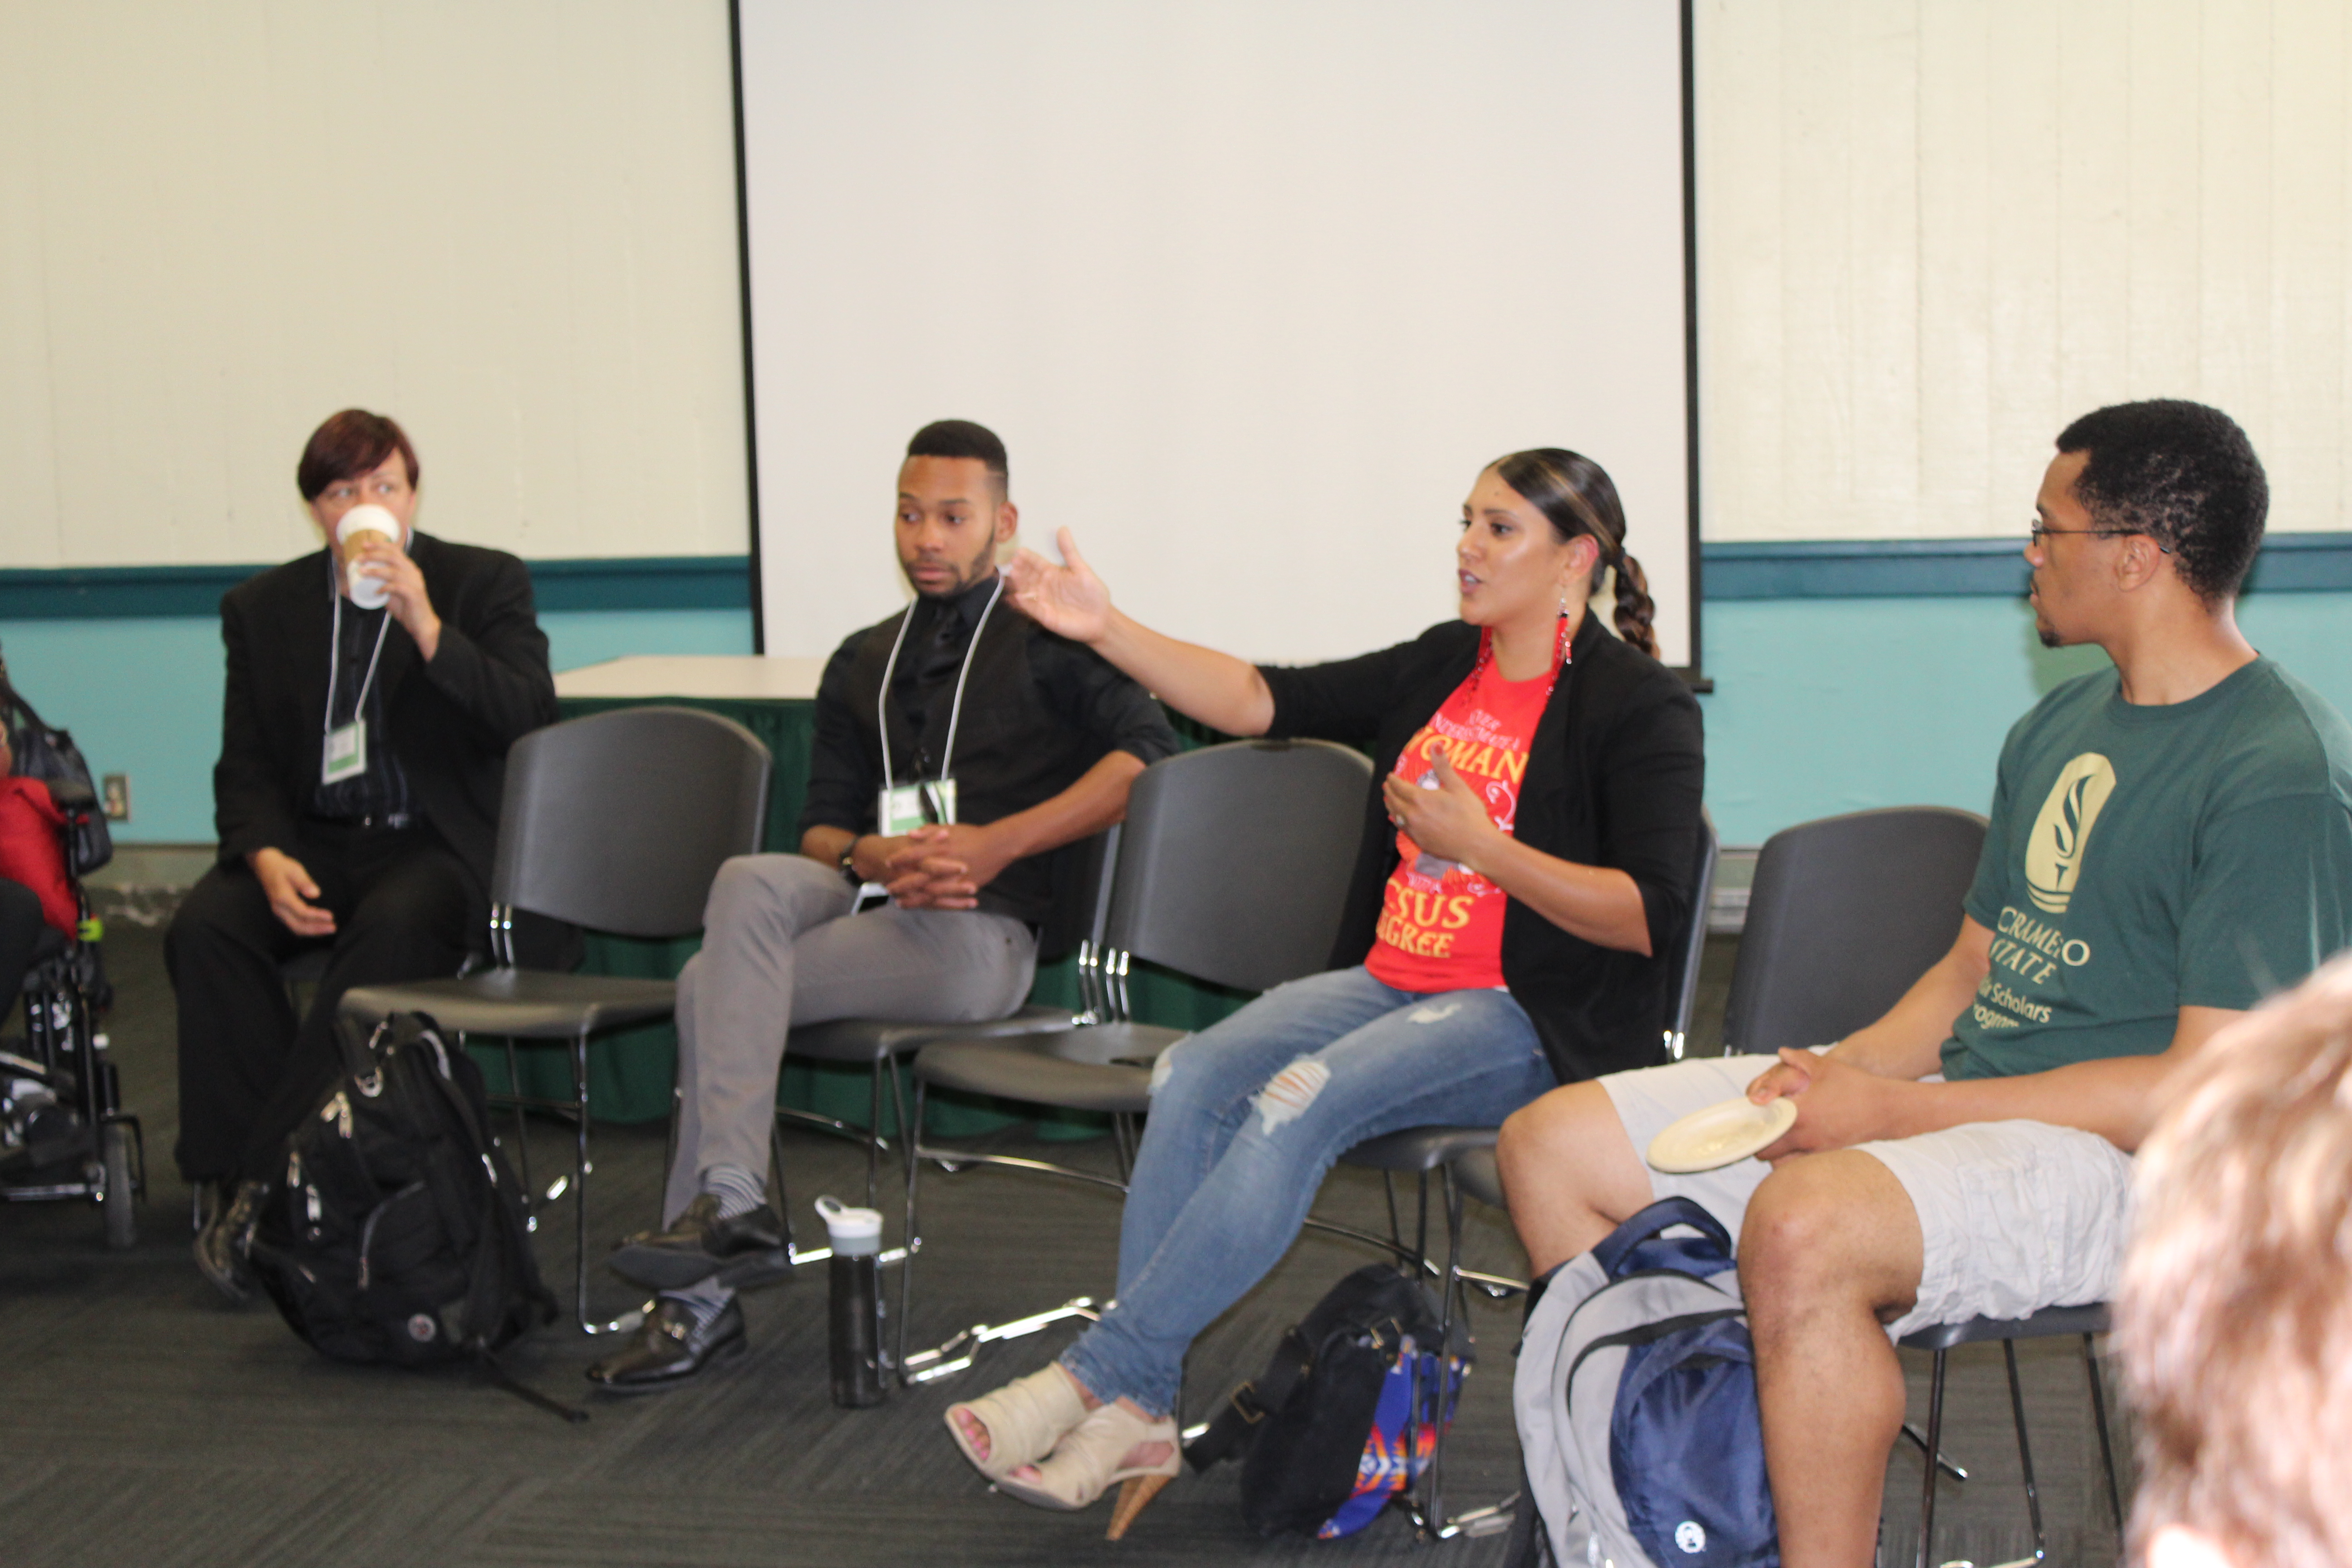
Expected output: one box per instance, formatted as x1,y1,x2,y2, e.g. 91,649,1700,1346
480,656,1253,1138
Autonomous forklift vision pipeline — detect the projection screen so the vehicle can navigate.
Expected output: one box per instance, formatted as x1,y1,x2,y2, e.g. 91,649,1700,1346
737,0,1697,671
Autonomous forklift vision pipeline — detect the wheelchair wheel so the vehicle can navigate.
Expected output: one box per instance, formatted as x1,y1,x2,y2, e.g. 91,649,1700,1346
101,1121,136,1249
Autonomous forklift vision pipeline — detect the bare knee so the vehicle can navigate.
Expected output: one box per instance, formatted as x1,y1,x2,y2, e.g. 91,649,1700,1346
1740,1153,1921,1320
1498,1081,1650,1272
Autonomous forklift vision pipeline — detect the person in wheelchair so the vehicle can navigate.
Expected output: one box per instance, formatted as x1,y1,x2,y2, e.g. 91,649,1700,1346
0,720,85,1169
167,410,557,1301
942,447,1705,1532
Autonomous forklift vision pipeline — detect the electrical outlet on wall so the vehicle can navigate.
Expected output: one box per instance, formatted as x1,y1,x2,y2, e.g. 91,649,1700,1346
101,774,130,821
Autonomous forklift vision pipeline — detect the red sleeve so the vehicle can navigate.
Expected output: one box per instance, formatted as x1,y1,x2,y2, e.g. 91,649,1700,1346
0,781,77,935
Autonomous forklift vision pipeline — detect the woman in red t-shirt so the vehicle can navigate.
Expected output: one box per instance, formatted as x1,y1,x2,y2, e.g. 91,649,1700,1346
946,450,1705,1529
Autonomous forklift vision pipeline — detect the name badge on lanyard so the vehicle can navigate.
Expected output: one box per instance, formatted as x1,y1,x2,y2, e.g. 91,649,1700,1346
323,719,368,784
323,563,393,787
875,578,1002,840
877,777,958,838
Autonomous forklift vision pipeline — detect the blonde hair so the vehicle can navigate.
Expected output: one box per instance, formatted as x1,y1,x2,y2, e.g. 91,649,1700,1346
2118,954,2352,1568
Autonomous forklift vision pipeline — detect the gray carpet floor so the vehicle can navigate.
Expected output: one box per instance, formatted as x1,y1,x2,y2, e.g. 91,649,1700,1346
2,925,2131,1567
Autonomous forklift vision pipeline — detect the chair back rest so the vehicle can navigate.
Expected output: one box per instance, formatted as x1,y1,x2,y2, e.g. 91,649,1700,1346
1723,805,1986,1056
490,706,772,938
1664,809,1720,1051
1036,825,1121,962
1105,739,1372,993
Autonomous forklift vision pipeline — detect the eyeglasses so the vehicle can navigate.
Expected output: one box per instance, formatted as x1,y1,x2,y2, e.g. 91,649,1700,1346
2029,521,2171,554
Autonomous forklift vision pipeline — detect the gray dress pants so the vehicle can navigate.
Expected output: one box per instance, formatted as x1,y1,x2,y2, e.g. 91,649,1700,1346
663,854,1037,1221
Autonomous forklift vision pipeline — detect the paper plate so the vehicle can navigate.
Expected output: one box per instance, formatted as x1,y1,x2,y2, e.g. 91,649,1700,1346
1646,1096,1799,1175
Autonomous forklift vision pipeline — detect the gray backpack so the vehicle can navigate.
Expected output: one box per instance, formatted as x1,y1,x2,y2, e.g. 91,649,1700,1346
1511,1197,1777,1568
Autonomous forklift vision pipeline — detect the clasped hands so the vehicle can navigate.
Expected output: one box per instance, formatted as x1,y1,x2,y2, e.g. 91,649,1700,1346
1745,1047,1907,1163
853,822,1016,910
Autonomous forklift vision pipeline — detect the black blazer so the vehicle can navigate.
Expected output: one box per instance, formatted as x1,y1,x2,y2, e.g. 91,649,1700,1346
1259,612,1705,1085
211,531,557,894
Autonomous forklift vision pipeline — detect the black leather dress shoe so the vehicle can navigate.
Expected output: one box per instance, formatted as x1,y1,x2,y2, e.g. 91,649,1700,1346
585,1295,747,1392
609,1194,789,1290
194,1179,264,1304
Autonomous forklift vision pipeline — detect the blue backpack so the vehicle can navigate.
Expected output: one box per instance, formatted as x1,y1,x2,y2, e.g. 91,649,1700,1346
1511,1196,1777,1567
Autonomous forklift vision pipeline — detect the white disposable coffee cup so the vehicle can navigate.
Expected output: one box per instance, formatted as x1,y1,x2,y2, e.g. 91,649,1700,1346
814,1195,884,1258
336,504,403,610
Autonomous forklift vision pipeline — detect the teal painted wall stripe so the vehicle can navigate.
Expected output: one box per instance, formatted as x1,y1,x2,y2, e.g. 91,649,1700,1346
1703,531,2352,599
6,533,2344,617
0,554,753,619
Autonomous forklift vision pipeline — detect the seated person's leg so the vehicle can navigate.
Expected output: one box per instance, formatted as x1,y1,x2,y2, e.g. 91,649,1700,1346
946,966,1404,1476
230,834,478,1183
1740,1151,1922,1567
961,974,1554,1506
1499,1052,1785,1275
1506,1057,2133,1568
596,853,1035,1390
165,859,309,1186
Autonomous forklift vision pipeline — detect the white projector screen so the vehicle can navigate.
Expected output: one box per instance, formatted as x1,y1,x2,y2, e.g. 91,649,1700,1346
738,0,1696,671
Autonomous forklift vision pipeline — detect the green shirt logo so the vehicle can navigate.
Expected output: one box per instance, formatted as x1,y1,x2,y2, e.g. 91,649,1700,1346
2024,752,2117,914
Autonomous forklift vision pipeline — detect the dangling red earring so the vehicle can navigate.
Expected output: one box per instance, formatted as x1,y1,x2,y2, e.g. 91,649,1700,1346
1555,595,1574,667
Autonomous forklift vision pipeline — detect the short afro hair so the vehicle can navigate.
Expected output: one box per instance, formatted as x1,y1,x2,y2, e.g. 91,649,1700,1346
906,420,1007,492
2055,399,2267,603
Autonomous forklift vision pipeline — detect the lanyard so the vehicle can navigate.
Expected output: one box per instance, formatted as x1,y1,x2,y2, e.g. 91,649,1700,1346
324,559,393,739
875,573,1005,794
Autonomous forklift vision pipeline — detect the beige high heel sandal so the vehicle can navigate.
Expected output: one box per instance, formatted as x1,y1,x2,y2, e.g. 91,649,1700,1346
994,1401,1182,1539
944,1364,1088,1482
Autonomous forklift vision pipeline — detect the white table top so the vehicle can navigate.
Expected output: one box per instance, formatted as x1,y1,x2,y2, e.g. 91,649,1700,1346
553,655,826,701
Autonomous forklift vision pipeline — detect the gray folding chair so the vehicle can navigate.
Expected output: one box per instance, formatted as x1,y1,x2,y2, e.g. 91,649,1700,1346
1901,1304,2124,1568
340,705,771,1333
899,738,1373,1379
1723,805,1986,1056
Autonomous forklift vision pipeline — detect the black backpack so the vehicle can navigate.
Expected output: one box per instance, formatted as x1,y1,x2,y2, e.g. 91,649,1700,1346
1186,1262,1468,1538
248,1012,571,1415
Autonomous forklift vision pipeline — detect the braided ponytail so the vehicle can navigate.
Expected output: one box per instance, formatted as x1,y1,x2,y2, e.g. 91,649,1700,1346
1490,446,1661,660
1610,549,1658,658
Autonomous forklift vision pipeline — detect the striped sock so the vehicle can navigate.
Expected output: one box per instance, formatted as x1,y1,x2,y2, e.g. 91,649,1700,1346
701,1162,766,1221
662,1275,733,1328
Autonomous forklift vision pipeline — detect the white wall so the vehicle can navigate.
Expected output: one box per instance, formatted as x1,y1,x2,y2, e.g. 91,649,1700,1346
1697,0,2352,542
0,0,748,569
9,1,2347,579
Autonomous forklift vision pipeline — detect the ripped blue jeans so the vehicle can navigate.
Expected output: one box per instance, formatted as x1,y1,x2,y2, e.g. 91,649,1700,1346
1058,966,1554,1417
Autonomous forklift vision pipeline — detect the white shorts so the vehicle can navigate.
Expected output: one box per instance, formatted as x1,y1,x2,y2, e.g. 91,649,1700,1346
1600,1054,2133,1340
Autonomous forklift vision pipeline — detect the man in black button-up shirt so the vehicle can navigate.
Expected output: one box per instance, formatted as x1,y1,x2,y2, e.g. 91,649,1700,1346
588,420,1177,1392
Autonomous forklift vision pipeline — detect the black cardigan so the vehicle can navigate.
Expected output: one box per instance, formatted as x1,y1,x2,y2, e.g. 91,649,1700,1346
1258,612,1705,1085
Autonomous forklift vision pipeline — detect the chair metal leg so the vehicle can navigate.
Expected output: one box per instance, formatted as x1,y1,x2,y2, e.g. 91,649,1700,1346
1415,1166,1467,1539
1412,1171,1430,1275
893,1063,921,1377
769,1119,796,1252
567,1033,632,1335
865,1057,887,1209
2083,1333,2124,1533
1916,1348,1949,1568
504,1037,537,1227
2002,1338,2048,1562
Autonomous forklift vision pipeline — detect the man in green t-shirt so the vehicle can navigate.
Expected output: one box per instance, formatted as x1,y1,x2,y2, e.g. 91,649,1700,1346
1499,399,2352,1567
